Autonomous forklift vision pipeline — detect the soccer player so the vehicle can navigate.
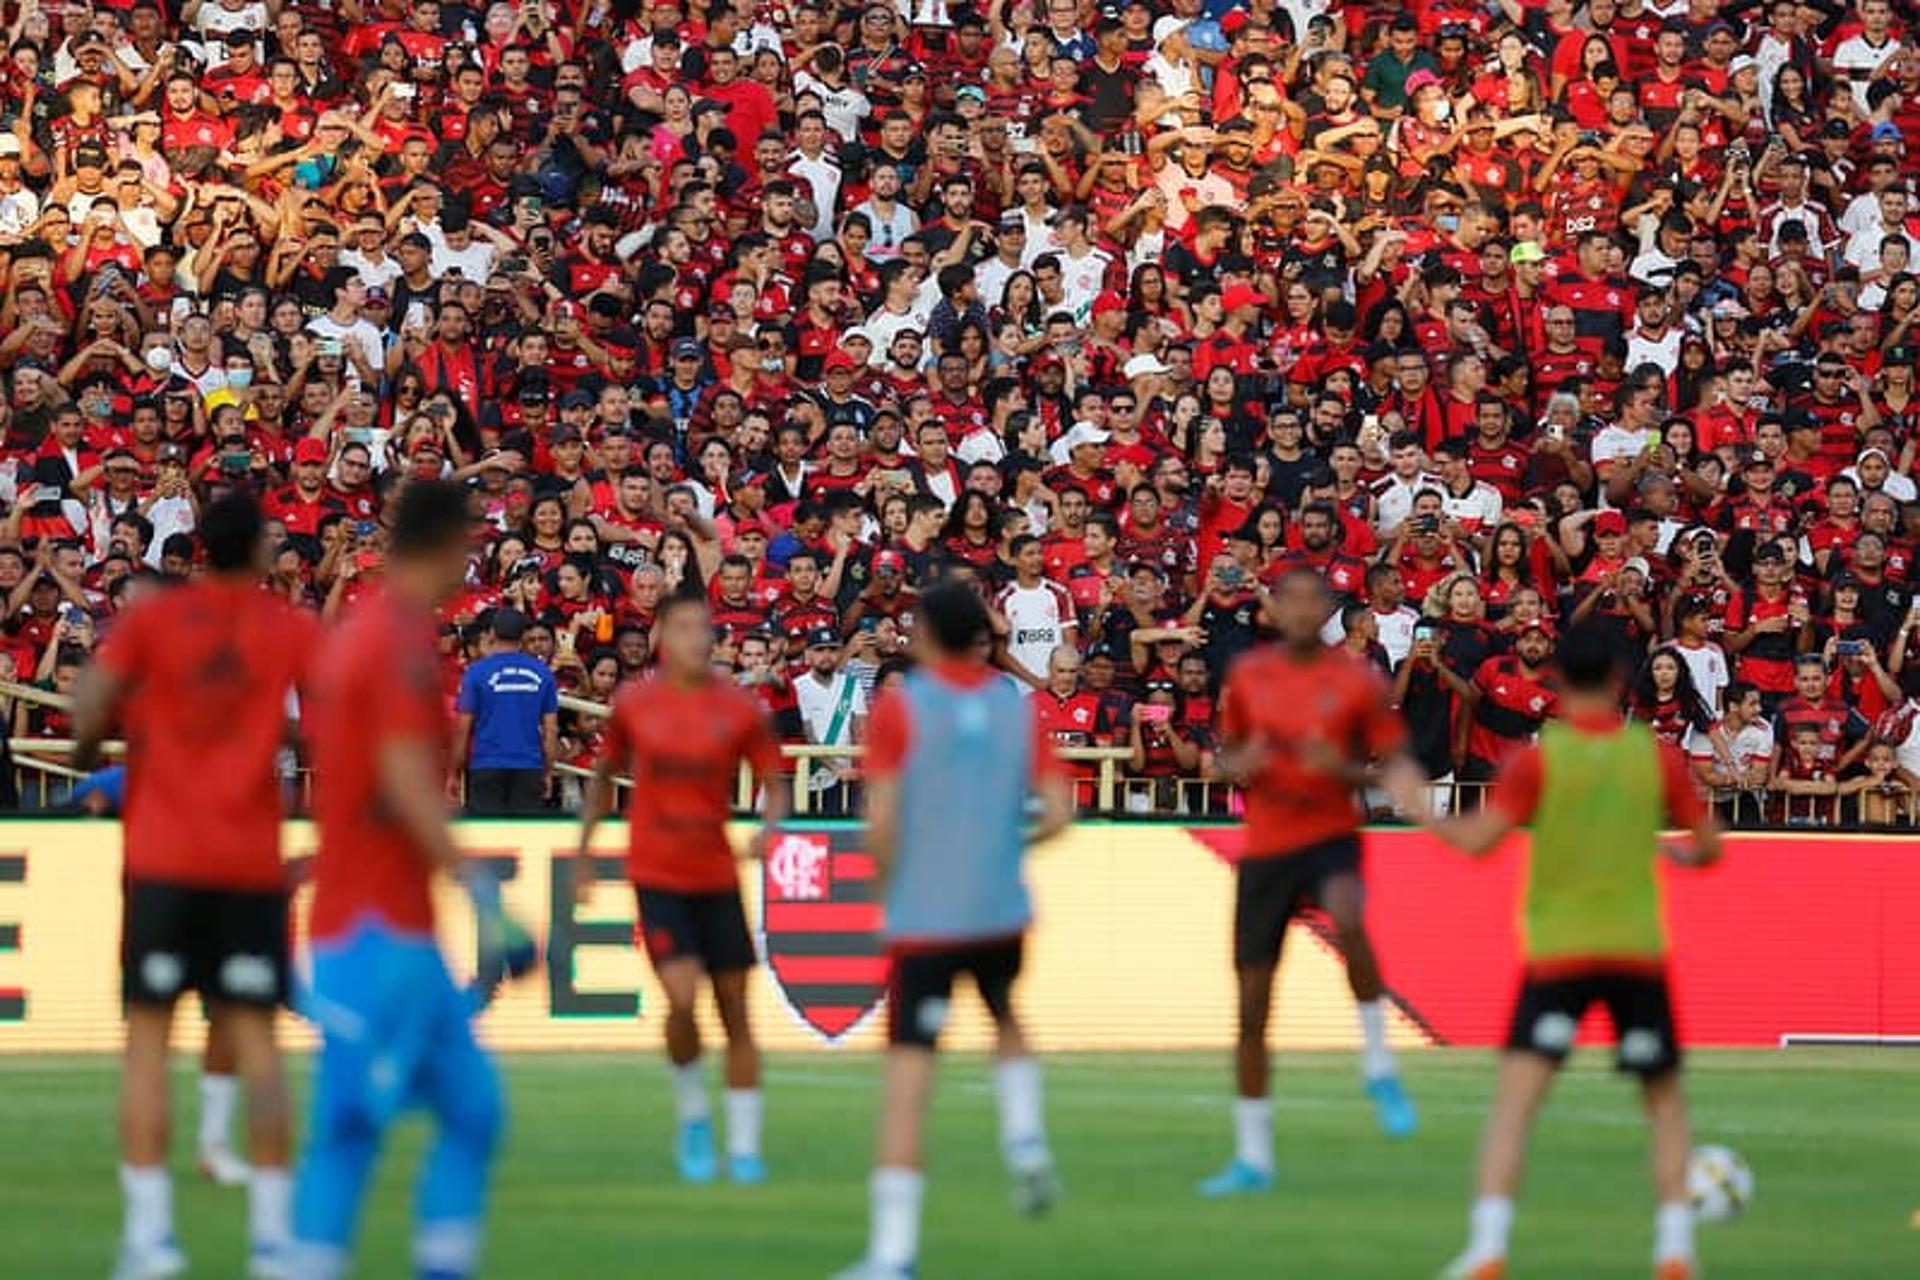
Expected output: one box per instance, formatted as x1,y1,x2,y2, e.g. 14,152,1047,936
1389,621,1723,1280
573,590,788,1184
73,493,320,1280
1201,568,1427,1197
836,581,1074,1280
293,481,516,1280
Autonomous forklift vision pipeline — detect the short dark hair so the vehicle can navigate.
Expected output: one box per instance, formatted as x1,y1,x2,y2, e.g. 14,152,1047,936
200,493,263,571
390,479,471,557
1555,621,1623,692
658,587,711,625
920,580,991,655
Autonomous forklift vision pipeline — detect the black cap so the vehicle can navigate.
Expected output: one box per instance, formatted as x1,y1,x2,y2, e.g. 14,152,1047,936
806,626,841,650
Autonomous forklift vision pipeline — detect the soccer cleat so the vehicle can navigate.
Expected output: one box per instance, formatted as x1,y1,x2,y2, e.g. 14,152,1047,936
110,1237,188,1280
1654,1258,1697,1280
1196,1159,1275,1198
197,1141,250,1186
729,1153,769,1186
247,1241,290,1280
830,1261,915,1280
1437,1252,1506,1280
1366,1075,1418,1138
676,1117,718,1184
1008,1148,1060,1217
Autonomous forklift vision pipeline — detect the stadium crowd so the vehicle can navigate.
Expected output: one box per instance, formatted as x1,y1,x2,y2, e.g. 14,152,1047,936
2,0,1920,823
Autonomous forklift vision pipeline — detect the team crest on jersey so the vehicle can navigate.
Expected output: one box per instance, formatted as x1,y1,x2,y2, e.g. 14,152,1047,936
759,828,887,1043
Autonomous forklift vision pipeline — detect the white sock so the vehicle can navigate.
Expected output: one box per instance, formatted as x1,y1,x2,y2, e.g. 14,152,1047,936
670,1060,709,1124
724,1088,762,1160
199,1073,238,1151
1232,1097,1273,1175
1357,1001,1396,1081
415,1219,482,1276
1466,1195,1514,1261
869,1167,925,1271
119,1164,173,1250
249,1167,291,1248
1654,1199,1695,1262
994,1057,1048,1170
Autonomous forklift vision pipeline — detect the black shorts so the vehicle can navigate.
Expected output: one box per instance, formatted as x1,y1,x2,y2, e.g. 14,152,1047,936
1505,970,1682,1078
634,886,758,974
122,880,290,1009
1234,834,1362,970
887,936,1024,1050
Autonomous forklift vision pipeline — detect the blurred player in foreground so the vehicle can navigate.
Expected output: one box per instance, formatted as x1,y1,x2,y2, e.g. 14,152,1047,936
574,590,787,1184
293,481,531,1280
1389,621,1722,1280
836,582,1074,1280
73,766,255,1190
75,494,319,1280
1201,568,1427,1197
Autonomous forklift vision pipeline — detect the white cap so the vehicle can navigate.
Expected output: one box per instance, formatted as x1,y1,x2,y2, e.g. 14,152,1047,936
1622,556,1652,579
1152,15,1187,44
1050,421,1111,466
1727,54,1757,77
1123,353,1170,379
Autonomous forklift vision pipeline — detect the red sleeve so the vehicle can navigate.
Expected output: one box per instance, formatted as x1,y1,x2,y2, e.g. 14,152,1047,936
737,691,782,779
1218,667,1248,743
93,596,151,682
862,687,911,780
1658,741,1708,827
1359,664,1408,756
1486,744,1544,823
599,686,636,764
1029,701,1067,783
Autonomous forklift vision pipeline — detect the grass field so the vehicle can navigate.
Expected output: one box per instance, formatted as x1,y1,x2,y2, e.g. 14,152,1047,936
4,1049,1914,1278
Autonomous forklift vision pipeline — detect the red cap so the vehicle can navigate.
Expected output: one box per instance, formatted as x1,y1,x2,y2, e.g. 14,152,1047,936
1091,290,1127,318
1220,9,1249,33
824,350,858,372
874,549,907,573
1516,617,1557,639
733,516,768,537
1593,510,1627,535
293,438,328,464
1221,282,1266,313
551,300,582,322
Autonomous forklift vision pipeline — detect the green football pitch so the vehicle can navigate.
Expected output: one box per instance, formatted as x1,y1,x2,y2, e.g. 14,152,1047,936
3,1049,1913,1278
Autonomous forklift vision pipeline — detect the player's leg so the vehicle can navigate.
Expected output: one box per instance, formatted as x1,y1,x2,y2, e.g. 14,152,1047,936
1610,976,1695,1278
711,966,765,1183
638,887,720,1182
1199,859,1286,1196
701,889,766,1184
198,1009,248,1186
1318,863,1416,1137
1442,977,1582,1280
837,950,955,1280
206,887,298,1276
412,955,506,1280
219,1004,294,1277
977,940,1056,1214
290,931,403,1280
117,881,190,1279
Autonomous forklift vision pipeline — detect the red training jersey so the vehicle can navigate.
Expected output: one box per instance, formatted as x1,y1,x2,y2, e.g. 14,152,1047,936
308,590,448,941
1221,643,1406,858
95,578,318,891
602,674,781,892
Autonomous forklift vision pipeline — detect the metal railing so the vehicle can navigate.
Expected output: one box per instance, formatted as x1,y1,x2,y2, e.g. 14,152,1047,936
7,679,1914,829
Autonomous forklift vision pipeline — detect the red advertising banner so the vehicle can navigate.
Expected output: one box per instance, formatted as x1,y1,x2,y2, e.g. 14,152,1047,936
1213,829,1920,1048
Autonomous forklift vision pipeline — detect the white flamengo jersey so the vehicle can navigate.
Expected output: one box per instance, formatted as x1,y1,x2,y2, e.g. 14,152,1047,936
996,579,1076,683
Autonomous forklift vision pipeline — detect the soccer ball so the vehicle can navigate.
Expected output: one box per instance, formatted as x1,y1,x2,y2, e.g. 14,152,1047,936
1687,1145,1754,1222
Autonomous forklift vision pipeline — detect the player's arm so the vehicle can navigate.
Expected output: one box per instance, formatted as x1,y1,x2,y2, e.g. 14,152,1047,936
1657,741,1724,867
1393,747,1529,856
862,686,911,882
69,663,128,774
377,734,464,876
